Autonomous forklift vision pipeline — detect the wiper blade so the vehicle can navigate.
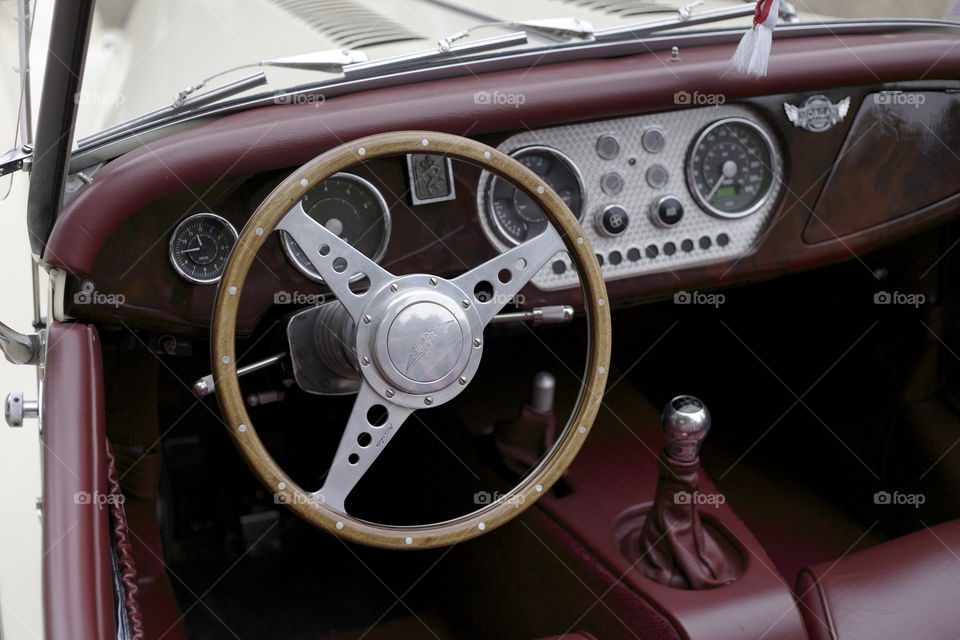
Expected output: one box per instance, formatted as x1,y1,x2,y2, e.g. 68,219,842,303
77,72,268,148
339,16,596,80
344,32,530,79
595,0,796,41
342,16,597,80
76,48,367,149
171,48,368,107
439,17,595,47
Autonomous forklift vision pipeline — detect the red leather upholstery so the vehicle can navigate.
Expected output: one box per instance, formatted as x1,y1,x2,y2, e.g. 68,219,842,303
796,520,960,640
42,323,116,639
112,446,188,640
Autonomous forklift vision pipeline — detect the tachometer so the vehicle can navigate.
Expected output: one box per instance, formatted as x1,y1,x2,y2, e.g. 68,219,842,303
485,146,584,246
687,118,779,219
281,173,391,283
168,213,238,284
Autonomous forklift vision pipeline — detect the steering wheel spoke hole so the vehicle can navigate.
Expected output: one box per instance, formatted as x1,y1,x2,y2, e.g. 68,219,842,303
474,280,494,303
348,273,368,295
367,404,389,427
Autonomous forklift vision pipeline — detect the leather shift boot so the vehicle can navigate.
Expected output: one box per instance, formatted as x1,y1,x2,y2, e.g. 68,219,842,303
636,455,738,590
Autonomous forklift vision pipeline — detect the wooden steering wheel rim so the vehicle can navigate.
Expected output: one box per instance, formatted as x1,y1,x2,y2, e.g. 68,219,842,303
212,131,610,549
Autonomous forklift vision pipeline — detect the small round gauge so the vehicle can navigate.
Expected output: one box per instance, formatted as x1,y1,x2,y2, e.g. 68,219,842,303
485,146,585,246
687,118,780,219
281,173,391,283
168,213,238,284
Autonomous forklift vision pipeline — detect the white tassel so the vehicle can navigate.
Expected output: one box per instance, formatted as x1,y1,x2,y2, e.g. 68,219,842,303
731,0,779,77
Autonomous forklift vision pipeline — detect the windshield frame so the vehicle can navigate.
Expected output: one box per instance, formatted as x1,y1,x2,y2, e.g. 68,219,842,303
69,17,960,173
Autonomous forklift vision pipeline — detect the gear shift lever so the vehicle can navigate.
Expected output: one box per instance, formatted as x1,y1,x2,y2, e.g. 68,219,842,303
662,396,711,463
636,395,739,590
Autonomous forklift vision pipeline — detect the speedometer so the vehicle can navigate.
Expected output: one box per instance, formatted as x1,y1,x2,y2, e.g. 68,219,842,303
484,146,584,246
687,118,779,219
281,173,391,283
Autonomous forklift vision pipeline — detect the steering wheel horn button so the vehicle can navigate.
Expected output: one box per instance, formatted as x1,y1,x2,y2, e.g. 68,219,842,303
363,277,482,404
387,303,462,383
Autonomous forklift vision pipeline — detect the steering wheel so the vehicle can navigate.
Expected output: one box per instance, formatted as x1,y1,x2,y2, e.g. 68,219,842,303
212,131,610,549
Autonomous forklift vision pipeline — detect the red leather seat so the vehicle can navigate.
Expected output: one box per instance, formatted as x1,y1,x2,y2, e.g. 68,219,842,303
796,520,960,640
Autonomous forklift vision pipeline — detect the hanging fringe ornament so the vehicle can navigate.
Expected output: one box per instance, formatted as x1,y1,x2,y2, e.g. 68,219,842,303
731,0,780,77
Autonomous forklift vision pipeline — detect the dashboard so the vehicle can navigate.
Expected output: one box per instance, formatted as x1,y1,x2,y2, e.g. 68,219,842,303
160,105,783,296
48,30,960,335
477,105,782,290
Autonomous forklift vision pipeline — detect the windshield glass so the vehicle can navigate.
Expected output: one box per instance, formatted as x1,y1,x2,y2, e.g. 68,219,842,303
72,0,959,142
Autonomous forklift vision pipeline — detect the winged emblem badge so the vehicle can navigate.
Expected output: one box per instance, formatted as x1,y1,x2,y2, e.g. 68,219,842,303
784,96,851,133
406,320,456,373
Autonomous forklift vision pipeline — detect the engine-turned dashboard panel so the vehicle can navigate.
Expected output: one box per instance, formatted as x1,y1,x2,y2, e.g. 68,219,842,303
477,105,784,290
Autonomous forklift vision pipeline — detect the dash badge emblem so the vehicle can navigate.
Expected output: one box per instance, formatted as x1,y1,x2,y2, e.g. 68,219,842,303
784,96,851,133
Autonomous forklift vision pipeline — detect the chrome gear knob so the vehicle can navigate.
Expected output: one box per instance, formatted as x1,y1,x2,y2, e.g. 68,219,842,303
661,395,711,463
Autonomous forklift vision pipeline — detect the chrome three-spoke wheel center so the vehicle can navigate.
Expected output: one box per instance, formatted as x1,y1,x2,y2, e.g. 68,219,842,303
360,276,485,407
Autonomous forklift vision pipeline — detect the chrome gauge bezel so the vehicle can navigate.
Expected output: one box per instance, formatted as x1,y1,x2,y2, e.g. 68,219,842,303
168,212,239,285
686,117,781,220
280,172,392,283
480,145,586,249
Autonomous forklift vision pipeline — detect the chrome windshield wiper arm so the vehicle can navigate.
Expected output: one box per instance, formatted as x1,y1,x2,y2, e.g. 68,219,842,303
77,72,268,148
343,16,595,80
344,32,530,79
595,0,792,41
438,17,595,48
76,48,367,149
171,48,368,107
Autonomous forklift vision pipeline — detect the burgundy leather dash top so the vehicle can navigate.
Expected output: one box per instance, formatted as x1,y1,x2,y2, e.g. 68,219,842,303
47,32,960,275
